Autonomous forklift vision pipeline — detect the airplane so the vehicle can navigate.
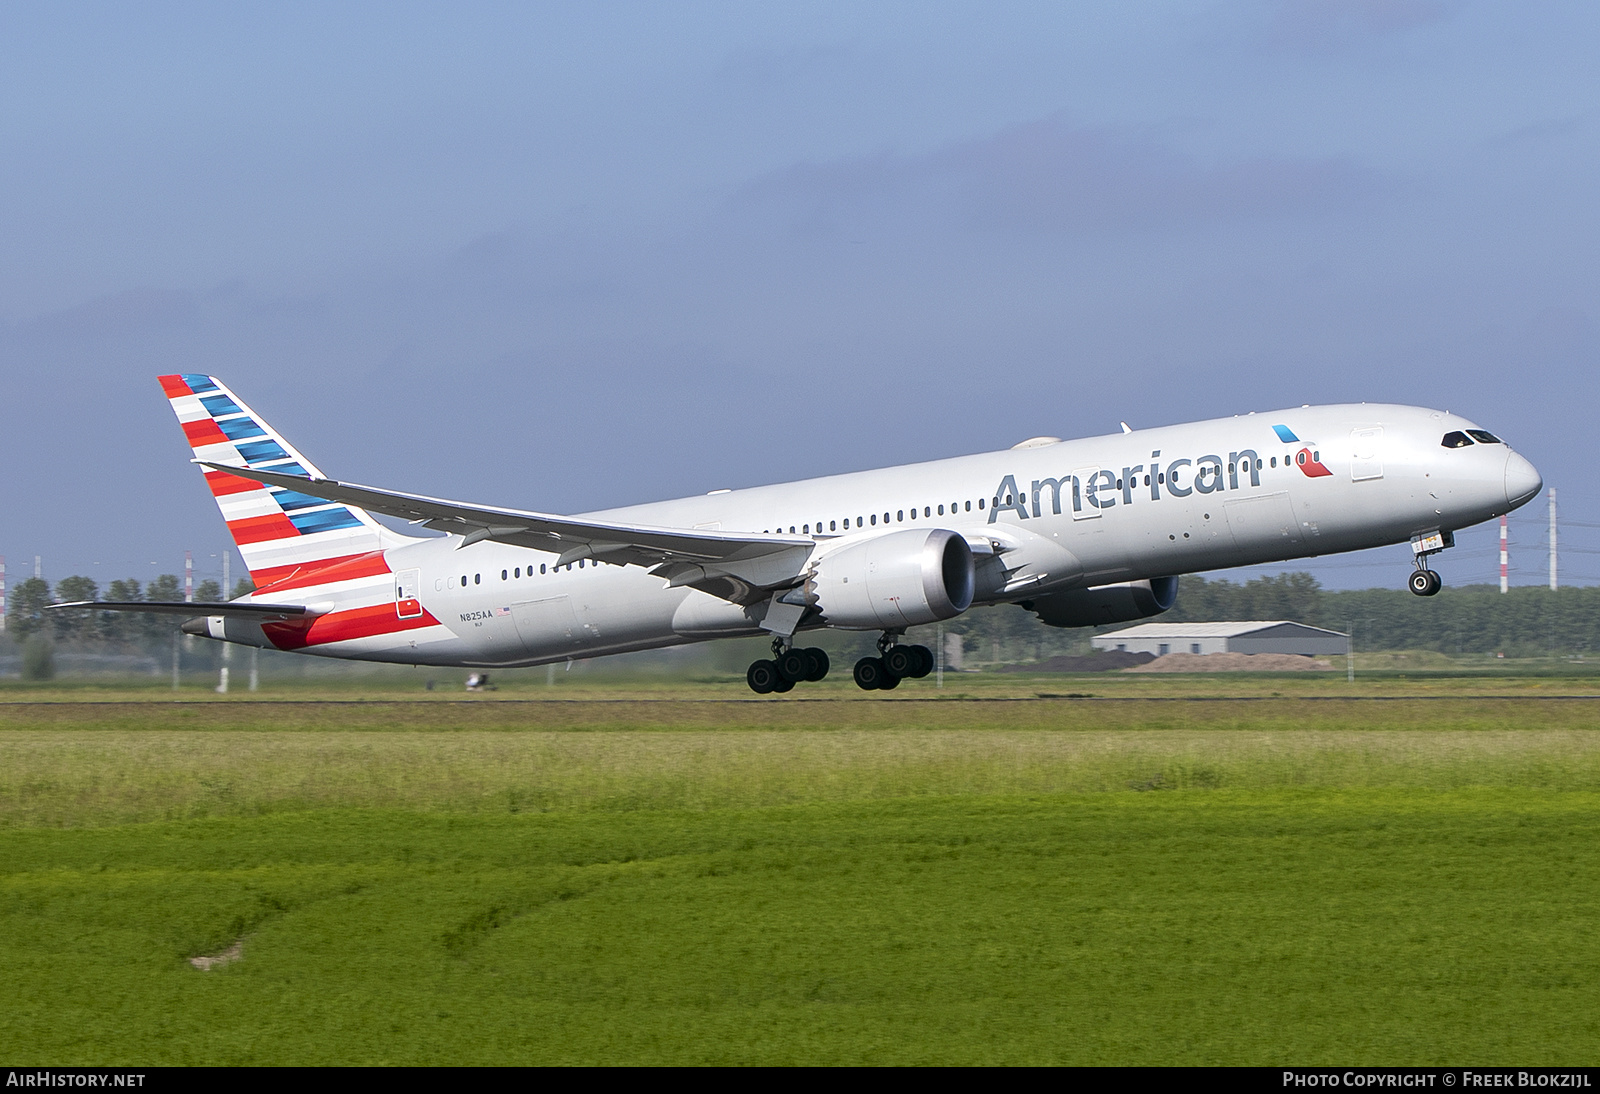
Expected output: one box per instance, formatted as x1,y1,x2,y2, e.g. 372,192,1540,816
59,375,1543,693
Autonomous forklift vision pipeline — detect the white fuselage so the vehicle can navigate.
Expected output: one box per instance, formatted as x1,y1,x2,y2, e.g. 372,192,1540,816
213,403,1540,667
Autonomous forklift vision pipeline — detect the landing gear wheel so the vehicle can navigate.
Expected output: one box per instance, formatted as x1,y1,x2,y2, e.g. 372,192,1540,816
772,675,794,693
1408,569,1442,597
907,644,934,678
883,645,917,678
776,648,812,683
747,659,780,694
853,657,887,690
803,648,830,682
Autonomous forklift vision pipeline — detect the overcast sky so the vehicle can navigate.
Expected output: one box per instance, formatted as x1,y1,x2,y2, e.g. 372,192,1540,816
3,1,1595,594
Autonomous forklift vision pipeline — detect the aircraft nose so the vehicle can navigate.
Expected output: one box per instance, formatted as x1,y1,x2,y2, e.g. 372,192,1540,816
1505,450,1543,510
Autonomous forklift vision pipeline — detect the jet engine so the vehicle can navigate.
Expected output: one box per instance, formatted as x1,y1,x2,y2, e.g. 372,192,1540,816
1020,576,1178,628
810,529,975,630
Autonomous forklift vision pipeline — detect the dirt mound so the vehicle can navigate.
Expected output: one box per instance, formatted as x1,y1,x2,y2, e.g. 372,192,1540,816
1124,652,1335,673
999,651,1156,673
189,940,243,971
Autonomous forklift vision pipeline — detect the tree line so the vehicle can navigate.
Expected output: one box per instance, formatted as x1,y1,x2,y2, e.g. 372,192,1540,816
6,575,255,646
1170,572,1599,657
946,572,1599,663
5,568,1594,671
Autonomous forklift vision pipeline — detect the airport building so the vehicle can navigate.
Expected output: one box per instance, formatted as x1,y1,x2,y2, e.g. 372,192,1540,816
1091,621,1350,658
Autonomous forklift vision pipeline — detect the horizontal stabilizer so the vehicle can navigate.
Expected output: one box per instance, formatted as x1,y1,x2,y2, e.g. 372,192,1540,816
49,600,310,618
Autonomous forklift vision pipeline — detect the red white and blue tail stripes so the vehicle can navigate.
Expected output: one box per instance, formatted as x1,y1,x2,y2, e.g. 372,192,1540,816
159,374,412,589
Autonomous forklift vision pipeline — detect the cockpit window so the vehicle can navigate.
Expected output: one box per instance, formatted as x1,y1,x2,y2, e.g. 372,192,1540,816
1466,429,1502,444
1441,431,1474,448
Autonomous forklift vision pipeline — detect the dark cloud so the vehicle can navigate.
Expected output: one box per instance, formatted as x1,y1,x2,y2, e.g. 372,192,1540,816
19,287,195,338
1485,117,1584,149
733,115,1385,239
715,43,854,89
1262,0,1458,54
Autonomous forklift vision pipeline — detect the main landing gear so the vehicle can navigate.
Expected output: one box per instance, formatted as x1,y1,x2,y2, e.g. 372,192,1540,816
852,634,934,691
747,638,830,694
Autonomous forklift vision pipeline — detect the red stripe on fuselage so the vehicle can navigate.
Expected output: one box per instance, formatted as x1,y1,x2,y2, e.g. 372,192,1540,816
182,418,230,447
228,512,300,545
158,374,192,399
263,602,439,651
253,551,391,595
206,469,263,497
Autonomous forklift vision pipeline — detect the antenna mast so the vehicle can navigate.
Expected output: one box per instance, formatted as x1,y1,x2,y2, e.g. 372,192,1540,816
1499,515,1509,594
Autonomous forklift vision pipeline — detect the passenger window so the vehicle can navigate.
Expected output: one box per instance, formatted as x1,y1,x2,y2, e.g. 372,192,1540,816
1467,430,1502,444
897,510,904,521
870,514,877,525
579,559,585,568
1441,431,1474,448
856,517,863,527
461,574,467,586
540,564,547,574
1256,459,1263,470
938,505,944,516
830,520,837,531
977,499,983,510
501,569,507,580
884,512,890,523
1271,457,1277,467
924,506,930,517
474,574,480,584
803,524,809,534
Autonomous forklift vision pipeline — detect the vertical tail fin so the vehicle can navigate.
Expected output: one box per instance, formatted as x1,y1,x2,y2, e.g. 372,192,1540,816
158,374,418,589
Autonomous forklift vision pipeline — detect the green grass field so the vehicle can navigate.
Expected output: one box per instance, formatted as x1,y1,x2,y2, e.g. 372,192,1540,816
3,681,1600,1063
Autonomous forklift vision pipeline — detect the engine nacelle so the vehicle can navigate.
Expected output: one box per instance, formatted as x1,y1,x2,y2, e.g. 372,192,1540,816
810,529,975,630
1021,576,1178,629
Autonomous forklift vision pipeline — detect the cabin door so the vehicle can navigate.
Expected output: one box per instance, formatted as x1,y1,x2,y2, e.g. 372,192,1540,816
395,569,423,619
1351,428,1384,481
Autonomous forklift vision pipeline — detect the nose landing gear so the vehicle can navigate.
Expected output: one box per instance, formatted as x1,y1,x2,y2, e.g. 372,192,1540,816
853,633,935,691
1407,529,1452,597
1408,566,1442,597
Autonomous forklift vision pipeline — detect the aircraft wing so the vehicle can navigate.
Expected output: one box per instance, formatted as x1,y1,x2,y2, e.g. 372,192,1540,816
196,461,817,600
